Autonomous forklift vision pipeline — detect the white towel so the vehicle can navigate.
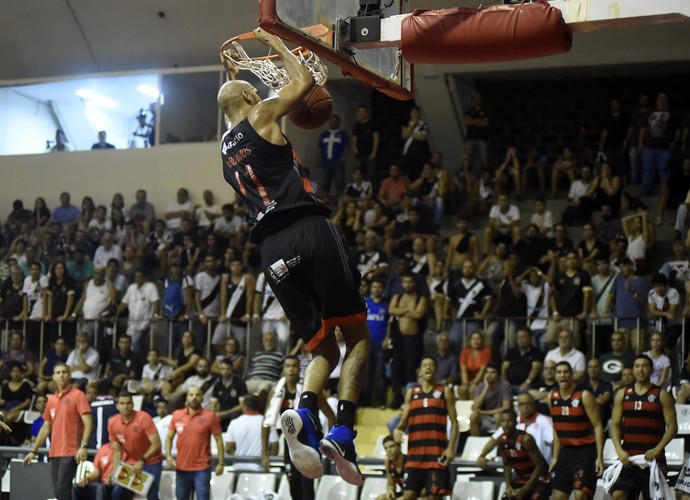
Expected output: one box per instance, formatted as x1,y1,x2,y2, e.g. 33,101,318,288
602,455,674,500
262,377,302,429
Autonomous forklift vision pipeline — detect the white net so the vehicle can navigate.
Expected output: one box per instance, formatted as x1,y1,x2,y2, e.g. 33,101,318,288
225,40,328,91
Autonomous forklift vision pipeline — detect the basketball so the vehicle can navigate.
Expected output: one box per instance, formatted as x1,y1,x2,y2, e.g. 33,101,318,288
288,85,333,129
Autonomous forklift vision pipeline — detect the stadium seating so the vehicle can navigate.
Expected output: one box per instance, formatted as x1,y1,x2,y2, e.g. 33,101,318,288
452,480,494,499
210,470,235,499
235,472,277,496
315,475,359,500
359,477,388,499
677,404,690,434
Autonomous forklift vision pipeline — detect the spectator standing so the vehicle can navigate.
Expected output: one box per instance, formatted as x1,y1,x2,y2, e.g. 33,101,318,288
464,91,490,174
639,93,681,196
400,105,430,181
23,363,93,500
351,105,379,179
598,98,630,176
115,270,160,355
109,391,163,500
21,260,48,353
627,94,651,185
226,394,279,472
648,273,682,354
362,278,389,407
445,259,493,346
319,114,349,201
166,386,225,500
214,257,255,354
194,255,221,352
91,130,115,150
605,257,649,353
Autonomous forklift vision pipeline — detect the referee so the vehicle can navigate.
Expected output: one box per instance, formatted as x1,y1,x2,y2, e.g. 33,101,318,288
22,363,93,500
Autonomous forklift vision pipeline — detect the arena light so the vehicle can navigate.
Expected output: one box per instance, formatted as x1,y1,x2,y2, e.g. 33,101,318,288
75,89,117,108
136,84,160,99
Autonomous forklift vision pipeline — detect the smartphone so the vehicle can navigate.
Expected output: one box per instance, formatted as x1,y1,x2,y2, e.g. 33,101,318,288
437,455,448,466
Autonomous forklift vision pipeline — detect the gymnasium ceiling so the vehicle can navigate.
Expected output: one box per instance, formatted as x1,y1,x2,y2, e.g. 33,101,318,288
2,0,690,83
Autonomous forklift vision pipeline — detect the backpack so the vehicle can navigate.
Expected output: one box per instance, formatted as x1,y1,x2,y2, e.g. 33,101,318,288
163,277,186,319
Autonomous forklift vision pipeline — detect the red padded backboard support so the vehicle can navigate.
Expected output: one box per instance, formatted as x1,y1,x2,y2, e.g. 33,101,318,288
258,0,415,101
401,0,572,64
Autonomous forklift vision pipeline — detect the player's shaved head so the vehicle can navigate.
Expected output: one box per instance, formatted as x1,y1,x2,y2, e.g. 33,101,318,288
218,80,257,114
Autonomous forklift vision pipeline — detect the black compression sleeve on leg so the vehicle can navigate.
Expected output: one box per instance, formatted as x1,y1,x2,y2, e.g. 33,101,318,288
335,400,356,429
298,391,319,414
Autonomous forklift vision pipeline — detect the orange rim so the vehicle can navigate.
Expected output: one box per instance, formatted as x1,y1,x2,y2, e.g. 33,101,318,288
219,25,332,62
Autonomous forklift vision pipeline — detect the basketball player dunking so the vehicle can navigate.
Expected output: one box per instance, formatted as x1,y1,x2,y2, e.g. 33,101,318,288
217,28,370,486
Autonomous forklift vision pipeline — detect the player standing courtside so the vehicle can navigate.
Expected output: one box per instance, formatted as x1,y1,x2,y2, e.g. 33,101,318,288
609,354,677,500
217,28,370,485
394,357,458,500
548,361,604,500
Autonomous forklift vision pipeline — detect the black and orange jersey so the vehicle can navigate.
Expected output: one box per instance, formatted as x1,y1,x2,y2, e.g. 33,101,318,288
499,430,536,485
387,455,405,489
405,384,448,470
550,388,595,447
220,118,330,243
621,384,666,461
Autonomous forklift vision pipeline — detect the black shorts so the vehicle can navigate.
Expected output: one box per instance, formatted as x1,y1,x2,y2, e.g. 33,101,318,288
261,216,366,352
404,467,450,496
550,444,597,496
611,462,667,500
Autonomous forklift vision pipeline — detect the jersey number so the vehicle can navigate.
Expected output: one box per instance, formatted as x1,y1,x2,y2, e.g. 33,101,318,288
561,407,569,416
634,401,642,410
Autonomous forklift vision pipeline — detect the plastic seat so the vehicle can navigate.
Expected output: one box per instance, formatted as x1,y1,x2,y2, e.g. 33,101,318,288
22,410,41,424
359,477,388,499
132,394,144,411
315,475,359,500
210,471,235,499
277,474,290,499
372,434,388,457
455,400,473,433
459,436,496,461
497,481,506,499
452,480,494,499
158,470,176,500
666,437,685,466
592,479,611,500
235,473,277,496
677,404,690,434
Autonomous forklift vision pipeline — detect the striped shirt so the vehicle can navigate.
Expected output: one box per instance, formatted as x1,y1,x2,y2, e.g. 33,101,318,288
621,384,666,462
246,350,284,382
405,384,448,470
551,388,595,447
499,431,535,485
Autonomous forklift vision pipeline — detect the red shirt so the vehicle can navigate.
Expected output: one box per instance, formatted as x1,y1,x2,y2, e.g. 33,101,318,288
460,347,493,381
93,443,116,484
108,410,162,465
170,407,222,471
43,385,91,458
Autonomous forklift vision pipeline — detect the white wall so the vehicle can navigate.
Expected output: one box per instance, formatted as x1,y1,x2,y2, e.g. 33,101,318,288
0,88,59,154
0,144,236,220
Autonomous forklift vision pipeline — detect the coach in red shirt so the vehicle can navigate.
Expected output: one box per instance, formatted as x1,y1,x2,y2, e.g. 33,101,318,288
109,391,162,500
23,362,93,500
166,386,225,500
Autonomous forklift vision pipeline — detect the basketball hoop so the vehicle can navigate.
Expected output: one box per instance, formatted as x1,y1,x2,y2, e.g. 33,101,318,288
220,31,328,91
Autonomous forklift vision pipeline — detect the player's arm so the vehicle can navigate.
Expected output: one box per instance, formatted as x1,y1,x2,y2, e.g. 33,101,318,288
646,389,677,460
582,390,604,475
608,387,630,463
442,386,458,464
520,433,547,495
477,436,497,469
503,453,515,497
547,393,559,471
250,29,314,127
393,388,412,443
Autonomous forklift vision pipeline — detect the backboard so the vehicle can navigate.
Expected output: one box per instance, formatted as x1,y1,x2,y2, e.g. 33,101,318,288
258,0,414,101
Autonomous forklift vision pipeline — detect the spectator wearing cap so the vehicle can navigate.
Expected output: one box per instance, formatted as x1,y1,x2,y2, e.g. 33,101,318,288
153,396,177,461
604,257,649,353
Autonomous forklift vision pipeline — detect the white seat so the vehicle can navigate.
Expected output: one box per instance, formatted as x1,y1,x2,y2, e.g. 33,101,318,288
666,437,685,466
359,477,388,499
277,474,290,499
592,479,611,500
210,471,235,500
372,434,388,457
235,473,277,496
603,438,617,465
22,410,41,424
497,481,506,499
159,470,176,500
677,404,690,434
452,480,494,500
455,400,473,433
315,475,359,500
459,436,496,461
455,474,476,482
132,394,144,411
126,379,142,393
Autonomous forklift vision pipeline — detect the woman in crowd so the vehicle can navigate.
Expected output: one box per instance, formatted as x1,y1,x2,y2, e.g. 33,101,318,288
44,260,77,346
33,197,51,230
458,330,493,400
211,336,245,375
331,200,363,248
643,331,671,386
622,210,650,274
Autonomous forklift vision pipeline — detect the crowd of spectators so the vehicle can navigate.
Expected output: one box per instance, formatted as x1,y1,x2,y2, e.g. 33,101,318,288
0,90,689,463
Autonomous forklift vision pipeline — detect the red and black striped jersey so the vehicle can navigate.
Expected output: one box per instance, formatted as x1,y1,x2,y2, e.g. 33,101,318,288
220,118,329,243
621,384,666,461
387,456,405,489
499,430,535,485
550,388,595,447
405,384,448,470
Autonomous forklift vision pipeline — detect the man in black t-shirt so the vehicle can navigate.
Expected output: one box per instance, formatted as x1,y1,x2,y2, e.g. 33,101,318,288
502,326,544,392
640,93,682,196
351,105,380,180
464,91,490,174
547,251,592,350
210,358,247,428
218,29,370,486
0,265,25,330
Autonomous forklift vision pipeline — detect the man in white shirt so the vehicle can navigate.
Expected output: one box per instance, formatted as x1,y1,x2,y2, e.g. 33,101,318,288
175,357,215,409
483,194,521,254
66,332,100,386
72,267,116,355
115,270,160,356
153,396,177,463
93,233,123,268
195,189,222,233
477,392,554,466
165,188,194,232
194,255,221,352
253,272,290,351
544,328,586,381
21,261,49,353
213,204,243,250
562,165,594,226
530,198,554,238
226,394,278,472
